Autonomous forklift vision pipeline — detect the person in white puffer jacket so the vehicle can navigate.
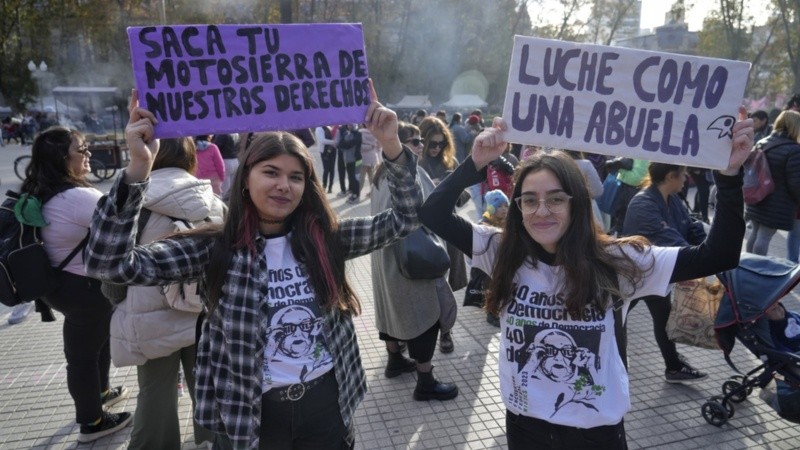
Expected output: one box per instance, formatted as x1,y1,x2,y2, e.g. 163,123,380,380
109,137,226,449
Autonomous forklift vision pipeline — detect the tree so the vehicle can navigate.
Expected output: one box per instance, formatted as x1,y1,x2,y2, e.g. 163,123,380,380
585,0,639,45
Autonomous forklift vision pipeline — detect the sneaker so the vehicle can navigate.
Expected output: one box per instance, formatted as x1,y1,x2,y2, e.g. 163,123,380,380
665,365,708,384
78,411,132,443
486,313,500,328
8,302,34,325
439,331,454,354
101,386,130,408
337,191,349,198
346,196,360,205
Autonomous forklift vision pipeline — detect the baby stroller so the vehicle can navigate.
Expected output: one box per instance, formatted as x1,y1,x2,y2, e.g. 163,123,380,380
701,253,800,426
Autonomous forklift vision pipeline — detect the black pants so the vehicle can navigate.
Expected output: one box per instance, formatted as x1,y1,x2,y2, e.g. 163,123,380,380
345,162,360,198
506,411,627,449
321,155,336,191
611,182,640,235
337,149,347,192
42,271,113,424
629,295,682,371
379,321,440,364
213,372,353,449
691,169,711,221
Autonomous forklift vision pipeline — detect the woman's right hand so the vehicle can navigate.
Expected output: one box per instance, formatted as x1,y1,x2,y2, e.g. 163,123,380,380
471,117,508,170
124,89,159,183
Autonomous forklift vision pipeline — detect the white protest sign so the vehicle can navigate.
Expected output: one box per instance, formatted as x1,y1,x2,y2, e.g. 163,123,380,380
502,36,751,169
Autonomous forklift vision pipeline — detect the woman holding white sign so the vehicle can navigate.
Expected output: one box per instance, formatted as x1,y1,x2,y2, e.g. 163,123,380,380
419,109,753,448
85,85,421,450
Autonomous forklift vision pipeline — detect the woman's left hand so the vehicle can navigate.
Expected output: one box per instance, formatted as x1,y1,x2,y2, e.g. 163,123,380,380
364,79,402,159
720,106,754,176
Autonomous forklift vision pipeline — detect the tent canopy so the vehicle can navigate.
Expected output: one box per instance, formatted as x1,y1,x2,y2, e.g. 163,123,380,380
441,94,487,110
388,95,432,110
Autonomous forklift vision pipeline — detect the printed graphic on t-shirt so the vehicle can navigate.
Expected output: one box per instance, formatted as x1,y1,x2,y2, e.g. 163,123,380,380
262,238,333,389
503,282,607,419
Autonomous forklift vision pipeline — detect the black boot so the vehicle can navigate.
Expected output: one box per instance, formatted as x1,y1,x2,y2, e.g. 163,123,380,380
385,350,416,379
413,367,458,401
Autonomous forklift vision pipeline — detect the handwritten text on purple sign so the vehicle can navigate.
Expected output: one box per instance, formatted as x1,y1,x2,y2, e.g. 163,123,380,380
128,24,370,136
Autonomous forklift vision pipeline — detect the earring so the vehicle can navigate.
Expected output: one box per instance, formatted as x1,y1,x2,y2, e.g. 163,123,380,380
242,188,248,197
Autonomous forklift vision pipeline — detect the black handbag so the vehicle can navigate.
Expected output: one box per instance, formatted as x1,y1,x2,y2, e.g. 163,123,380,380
393,226,450,280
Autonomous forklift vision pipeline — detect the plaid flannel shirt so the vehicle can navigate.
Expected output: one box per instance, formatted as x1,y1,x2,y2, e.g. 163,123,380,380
85,149,421,449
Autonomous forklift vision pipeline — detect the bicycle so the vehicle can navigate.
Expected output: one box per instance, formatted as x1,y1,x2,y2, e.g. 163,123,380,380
14,154,114,183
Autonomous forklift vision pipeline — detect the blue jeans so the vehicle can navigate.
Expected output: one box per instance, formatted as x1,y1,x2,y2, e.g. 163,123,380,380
746,221,777,256
787,219,800,263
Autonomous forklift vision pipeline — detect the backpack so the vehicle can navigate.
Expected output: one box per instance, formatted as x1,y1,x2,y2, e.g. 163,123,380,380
0,190,87,307
743,145,775,205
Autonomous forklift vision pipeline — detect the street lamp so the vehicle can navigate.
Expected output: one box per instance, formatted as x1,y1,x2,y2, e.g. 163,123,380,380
28,60,48,113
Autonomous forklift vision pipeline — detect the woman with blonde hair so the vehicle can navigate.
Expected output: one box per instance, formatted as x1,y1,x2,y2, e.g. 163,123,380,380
418,116,465,353
745,110,800,256
418,116,458,184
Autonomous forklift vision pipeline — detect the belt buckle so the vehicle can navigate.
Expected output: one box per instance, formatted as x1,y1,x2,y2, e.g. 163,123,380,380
285,382,306,401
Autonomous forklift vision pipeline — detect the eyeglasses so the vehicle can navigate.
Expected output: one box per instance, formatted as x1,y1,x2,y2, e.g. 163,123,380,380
404,138,424,147
427,140,447,150
514,193,572,215
542,344,576,358
280,320,315,334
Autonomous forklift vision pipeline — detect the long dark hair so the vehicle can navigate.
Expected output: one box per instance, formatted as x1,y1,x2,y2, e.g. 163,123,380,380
205,131,360,314
485,151,651,318
21,127,92,200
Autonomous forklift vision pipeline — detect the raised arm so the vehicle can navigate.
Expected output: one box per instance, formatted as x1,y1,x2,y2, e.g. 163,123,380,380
338,80,421,258
420,118,508,254
670,106,754,281
84,90,212,285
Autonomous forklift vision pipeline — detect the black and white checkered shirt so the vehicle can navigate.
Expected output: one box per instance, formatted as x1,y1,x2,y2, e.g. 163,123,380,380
85,150,421,449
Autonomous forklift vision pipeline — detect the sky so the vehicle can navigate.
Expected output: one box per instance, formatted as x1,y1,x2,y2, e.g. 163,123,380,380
533,1,772,34
640,0,713,31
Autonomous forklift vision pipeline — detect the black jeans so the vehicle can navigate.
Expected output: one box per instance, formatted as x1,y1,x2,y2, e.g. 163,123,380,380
321,155,336,190
345,162,360,198
42,271,113,424
506,411,627,449
212,371,353,449
629,295,682,371
379,322,440,364
337,149,347,193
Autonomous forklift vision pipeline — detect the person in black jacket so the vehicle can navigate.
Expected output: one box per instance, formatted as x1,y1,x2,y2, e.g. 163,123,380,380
622,162,708,383
745,110,800,256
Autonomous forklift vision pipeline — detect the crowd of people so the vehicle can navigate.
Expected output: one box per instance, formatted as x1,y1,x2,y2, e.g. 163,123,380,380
20,79,800,449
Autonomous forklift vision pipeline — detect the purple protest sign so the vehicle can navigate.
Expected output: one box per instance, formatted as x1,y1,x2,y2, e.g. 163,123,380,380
127,24,370,138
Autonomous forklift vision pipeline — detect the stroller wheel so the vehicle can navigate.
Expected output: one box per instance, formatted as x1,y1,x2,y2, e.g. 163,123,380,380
730,375,754,395
702,400,730,427
723,380,748,403
711,395,735,418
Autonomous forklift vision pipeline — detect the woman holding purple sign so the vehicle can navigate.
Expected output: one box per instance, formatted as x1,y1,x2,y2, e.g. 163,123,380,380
419,108,753,448
85,84,421,449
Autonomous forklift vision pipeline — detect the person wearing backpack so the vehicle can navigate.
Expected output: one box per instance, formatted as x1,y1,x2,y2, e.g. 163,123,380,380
745,110,800,256
20,127,132,443
109,137,226,449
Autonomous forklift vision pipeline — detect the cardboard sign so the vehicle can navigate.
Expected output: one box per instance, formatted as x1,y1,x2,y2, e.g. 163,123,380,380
128,24,370,138
502,36,751,169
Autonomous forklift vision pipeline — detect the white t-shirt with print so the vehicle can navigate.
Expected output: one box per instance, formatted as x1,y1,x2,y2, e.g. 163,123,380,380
472,224,679,428
261,234,334,391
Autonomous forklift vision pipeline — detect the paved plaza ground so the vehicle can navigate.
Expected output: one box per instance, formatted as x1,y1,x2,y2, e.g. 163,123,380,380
0,143,798,449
